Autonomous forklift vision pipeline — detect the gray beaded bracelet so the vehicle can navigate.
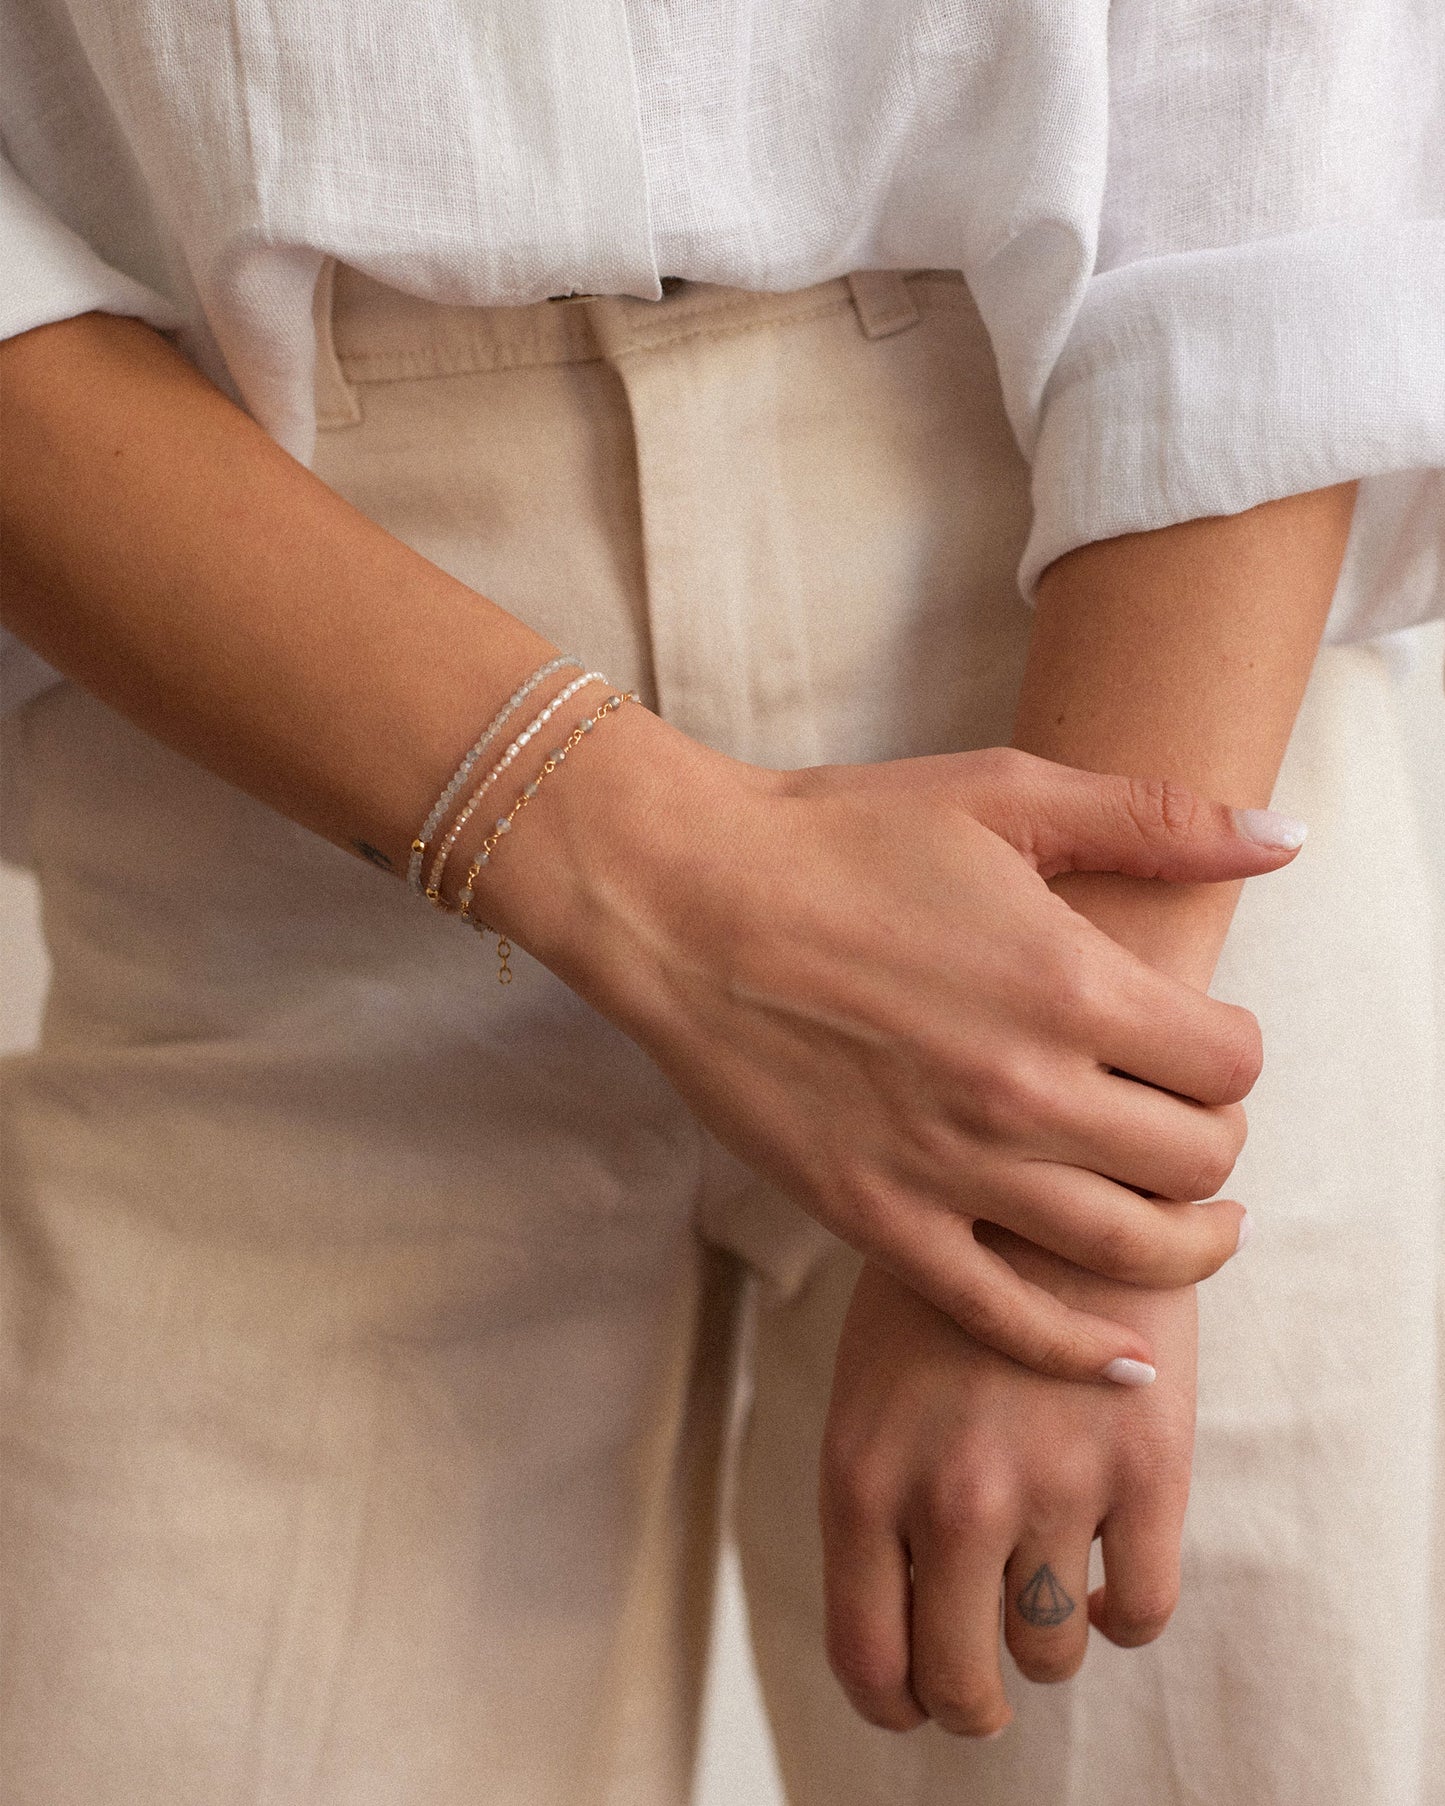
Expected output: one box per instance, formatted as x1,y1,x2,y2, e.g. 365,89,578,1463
407,652,583,893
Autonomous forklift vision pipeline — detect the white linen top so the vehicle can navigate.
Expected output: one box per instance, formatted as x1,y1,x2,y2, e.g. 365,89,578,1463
3,0,1444,713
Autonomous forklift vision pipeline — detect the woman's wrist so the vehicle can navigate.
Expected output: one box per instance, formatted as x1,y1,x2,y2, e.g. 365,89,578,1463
452,697,777,1010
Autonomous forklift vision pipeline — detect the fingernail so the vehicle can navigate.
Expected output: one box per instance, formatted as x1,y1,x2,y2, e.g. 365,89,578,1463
1232,807,1308,850
1236,1209,1253,1253
1102,1357,1157,1387
980,1724,1011,1742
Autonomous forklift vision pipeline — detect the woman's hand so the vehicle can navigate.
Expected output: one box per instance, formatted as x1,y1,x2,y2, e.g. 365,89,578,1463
477,707,1295,1382
820,1251,1198,1738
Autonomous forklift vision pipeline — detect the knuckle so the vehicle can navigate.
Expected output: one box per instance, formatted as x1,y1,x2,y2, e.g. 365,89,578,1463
1110,1593,1178,1647
1023,1326,1086,1382
1191,1141,1237,1201
1155,1133,1236,1205
917,1679,1007,1738
1025,1476,1099,1529
820,1445,896,1536
863,1698,926,1734
973,744,1033,790
1177,1239,1228,1286
1125,776,1200,845
1218,1010,1264,1099
1079,1210,1153,1283
916,1467,1014,1542
965,1051,1057,1145
825,1628,911,1716
1039,938,1111,1035
1141,1201,1231,1285
1217,1101,1249,1162
1013,1640,1087,1685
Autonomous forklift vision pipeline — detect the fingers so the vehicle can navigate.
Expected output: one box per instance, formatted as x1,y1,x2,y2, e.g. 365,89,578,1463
891,1211,1158,1384
986,1157,1248,1290
908,1495,1015,1737
1093,950,1264,1108
965,749,1307,886
1044,1072,1247,1206
820,1495,926,1731
1004,1536,1092,1683
1089,1493,1187,1650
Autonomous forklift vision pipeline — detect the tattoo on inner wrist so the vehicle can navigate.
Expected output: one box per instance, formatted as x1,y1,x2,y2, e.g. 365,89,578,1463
1017,1564,1075,1627
354,840,394,871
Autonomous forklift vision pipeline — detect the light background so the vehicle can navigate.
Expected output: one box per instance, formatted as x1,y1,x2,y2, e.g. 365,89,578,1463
2,627,1441,1804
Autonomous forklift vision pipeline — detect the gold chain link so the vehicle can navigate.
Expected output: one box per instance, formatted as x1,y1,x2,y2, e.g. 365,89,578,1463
456,690,638,983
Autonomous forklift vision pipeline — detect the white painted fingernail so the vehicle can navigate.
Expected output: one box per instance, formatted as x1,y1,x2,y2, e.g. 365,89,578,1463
1103,1357,1157,1388
980,1724,1010,1742
1236,1209,1253,1253
1232,807,1308,850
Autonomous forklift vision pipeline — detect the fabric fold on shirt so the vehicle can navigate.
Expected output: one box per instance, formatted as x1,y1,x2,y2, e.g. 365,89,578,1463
0,0,1442,720
1023,222,1445,638
0,155,180,344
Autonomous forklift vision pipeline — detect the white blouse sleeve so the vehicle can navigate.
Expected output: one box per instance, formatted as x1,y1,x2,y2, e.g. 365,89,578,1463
0,153,181,344
1019,0,1445,642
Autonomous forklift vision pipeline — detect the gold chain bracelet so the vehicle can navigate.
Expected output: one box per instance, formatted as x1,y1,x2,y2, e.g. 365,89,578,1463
458,688,638,984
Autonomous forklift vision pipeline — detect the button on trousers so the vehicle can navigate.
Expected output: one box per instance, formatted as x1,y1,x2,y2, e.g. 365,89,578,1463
2,266,1441,1805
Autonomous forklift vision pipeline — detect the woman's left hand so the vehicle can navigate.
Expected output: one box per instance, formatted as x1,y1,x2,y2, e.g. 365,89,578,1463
820,1245,1199,1739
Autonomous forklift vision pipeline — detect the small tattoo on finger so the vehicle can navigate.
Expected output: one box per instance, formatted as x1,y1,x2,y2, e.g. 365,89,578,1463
1016,1564,1075,1627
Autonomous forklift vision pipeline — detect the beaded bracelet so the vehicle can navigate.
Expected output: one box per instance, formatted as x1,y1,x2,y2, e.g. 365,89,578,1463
461,689,638,983
424,672,606,904
407,652,582,893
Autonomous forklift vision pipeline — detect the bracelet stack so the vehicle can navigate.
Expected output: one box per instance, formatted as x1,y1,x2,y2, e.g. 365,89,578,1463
407,653,581,893
425,670,605,901
408,654,638,984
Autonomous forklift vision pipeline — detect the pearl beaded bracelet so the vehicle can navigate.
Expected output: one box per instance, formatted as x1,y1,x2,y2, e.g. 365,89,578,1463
424,671,606,903
461,689,639,984
407,652,583,893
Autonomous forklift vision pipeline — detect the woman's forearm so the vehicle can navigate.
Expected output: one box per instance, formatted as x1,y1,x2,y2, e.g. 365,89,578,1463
0,307,1301,1377
1,311,560,874
1013,487,1358,984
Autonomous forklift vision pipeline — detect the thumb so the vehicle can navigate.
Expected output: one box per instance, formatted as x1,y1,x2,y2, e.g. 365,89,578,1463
969,751,1307,883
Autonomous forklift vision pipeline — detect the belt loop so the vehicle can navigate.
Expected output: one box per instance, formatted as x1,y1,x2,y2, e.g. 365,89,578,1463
846,270,921,340
313,257,362,428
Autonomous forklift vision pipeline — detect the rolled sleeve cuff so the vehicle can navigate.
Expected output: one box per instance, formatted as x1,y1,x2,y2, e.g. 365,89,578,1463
0,156,182,343
1022,220,1445,639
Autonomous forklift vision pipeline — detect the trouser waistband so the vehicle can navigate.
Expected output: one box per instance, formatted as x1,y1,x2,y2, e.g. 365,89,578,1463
312,260,960,426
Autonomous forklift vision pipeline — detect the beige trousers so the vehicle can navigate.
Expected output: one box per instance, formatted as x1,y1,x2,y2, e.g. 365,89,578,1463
2,267,1441,1806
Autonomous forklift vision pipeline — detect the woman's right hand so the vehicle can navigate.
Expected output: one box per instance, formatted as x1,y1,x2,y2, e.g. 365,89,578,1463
480,705,1298,1383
